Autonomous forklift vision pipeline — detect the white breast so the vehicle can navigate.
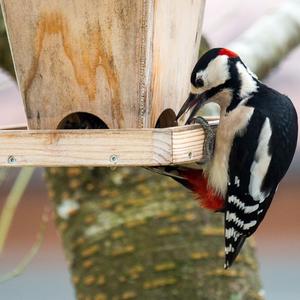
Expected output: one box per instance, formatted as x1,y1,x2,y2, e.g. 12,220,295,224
205,106,254,197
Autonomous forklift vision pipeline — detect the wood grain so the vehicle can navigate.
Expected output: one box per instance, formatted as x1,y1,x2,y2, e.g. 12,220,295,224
149,0,205,127
0,125,206,167
172,128,205,164
1,0,205,129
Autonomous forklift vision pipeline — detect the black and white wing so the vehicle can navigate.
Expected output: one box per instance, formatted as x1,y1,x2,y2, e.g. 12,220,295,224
224,109,276,268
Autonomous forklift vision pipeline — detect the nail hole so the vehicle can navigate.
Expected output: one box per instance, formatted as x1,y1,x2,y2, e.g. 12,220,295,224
110,155,119,164
8,155,16,164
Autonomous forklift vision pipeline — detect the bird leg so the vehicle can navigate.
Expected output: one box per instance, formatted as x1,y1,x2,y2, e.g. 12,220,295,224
191,116,215,164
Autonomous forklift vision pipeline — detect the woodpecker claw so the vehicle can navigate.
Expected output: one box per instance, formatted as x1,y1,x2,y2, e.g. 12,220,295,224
191,116,215,164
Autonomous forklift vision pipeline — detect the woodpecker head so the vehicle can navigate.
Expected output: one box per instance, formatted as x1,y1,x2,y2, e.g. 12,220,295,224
177,48,258,122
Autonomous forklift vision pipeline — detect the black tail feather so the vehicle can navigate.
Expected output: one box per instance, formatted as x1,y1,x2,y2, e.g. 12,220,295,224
224,235,246,269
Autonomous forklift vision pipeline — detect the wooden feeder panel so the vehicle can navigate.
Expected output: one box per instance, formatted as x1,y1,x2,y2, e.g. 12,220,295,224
1,0,205,129
0,1,211,168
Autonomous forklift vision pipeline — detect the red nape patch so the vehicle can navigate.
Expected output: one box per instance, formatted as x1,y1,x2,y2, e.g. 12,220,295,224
219,48,238,58
181,169,224,212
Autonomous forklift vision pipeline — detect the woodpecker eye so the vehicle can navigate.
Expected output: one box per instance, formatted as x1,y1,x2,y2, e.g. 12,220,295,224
193,71,204,88
195,77,204,87
191,70,204,88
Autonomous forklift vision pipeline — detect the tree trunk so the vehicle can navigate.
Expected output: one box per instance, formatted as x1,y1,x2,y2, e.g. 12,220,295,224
46,167,263,300
1,1,300,298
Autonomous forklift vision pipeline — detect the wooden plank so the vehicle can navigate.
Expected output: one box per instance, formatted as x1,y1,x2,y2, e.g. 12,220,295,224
149,0,205,127
1,0,205,129
172,128,205,164
0,125,206,167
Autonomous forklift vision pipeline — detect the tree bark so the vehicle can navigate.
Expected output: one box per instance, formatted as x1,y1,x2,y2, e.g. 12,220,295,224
46,167,262,300
1,1,300,298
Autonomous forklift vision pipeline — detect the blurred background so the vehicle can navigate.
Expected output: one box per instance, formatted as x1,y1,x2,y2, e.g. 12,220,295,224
0,0,299,299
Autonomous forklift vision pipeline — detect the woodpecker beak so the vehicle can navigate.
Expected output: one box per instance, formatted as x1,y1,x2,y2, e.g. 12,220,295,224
176,93,198,120
176,92,207,122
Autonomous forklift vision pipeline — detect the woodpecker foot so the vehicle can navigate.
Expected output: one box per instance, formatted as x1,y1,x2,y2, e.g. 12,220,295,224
191,116,215,163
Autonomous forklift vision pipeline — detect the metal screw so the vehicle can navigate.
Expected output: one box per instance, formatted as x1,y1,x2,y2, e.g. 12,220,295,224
188,152,193,159
8,155,16,164
110,154,119,164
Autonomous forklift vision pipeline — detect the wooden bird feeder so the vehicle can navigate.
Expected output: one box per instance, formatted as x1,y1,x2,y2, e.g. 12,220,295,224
0,0,210,167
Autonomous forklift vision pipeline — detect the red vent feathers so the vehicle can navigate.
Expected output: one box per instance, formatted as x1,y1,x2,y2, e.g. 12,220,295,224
180,169,224,212
219,48,238,58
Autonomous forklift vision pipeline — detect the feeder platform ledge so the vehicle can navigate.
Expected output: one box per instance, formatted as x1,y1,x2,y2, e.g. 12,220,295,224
0,120,218,168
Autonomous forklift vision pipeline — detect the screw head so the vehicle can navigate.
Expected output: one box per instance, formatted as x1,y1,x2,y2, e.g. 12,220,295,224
110,154,119,164
8,155,16,164
188,152,193,159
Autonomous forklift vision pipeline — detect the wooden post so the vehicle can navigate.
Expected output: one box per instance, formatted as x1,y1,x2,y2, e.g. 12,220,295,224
1,0,205,129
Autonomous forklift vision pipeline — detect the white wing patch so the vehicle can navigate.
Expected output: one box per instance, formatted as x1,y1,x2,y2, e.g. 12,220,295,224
249,118,272,202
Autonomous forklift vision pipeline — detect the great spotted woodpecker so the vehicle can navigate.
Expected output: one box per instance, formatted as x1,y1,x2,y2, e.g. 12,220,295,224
153,48,298,268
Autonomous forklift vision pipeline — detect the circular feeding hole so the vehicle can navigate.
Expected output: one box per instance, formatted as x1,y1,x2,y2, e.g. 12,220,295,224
57,112,109,129
155,109,178,128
